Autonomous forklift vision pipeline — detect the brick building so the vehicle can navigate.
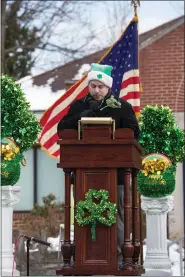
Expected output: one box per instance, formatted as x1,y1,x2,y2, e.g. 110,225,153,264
15,16,184,240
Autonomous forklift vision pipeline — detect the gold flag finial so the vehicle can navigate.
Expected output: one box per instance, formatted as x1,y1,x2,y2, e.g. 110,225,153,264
131,0,140,16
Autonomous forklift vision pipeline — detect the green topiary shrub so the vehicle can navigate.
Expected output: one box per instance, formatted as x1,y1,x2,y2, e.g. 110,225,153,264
1,74,42,186
138,105,185,166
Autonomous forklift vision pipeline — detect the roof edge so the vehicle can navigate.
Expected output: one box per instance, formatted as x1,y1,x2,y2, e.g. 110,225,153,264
140,17,184,50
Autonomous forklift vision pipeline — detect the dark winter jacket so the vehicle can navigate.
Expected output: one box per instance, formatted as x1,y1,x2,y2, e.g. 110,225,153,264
57,91,139,140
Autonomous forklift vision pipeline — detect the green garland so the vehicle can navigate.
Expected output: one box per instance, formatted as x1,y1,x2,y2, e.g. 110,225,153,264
75,189,117,241
138,165,176,197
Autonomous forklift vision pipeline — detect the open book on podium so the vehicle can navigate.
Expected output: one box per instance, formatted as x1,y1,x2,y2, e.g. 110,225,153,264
56,117,144,276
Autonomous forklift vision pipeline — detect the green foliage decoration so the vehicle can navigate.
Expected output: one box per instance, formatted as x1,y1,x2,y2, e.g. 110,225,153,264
75,189,117,241
138,105,185,166
1,74,42,153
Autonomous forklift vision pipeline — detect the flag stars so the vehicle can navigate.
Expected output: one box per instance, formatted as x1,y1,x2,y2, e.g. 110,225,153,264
128,64,131,67
128,54,131,58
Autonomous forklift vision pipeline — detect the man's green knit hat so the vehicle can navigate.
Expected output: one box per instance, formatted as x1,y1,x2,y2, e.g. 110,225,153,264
87,63,113,88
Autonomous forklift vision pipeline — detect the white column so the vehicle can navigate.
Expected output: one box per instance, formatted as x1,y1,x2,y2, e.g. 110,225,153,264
1,186,21,276
141,196,174,276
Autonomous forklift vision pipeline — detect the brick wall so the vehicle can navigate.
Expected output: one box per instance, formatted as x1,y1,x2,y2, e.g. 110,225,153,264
139,24,184,112
13,211,64,240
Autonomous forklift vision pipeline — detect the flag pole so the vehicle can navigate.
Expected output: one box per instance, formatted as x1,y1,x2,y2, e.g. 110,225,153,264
131,0,140,17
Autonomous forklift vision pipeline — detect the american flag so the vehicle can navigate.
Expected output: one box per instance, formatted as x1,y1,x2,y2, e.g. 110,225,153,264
38,16,141,159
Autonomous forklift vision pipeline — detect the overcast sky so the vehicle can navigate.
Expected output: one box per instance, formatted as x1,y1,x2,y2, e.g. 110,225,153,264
90,1,184,34
137,1,184,33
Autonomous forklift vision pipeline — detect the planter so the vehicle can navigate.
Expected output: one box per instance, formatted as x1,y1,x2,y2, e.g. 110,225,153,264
138,166,176,198
1,154,22,186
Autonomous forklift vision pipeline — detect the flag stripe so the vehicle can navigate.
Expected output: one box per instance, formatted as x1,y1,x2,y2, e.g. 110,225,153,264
123,69,139,81
47,80,88,123
40,76,86,126
127,99,140,106
122,91,140,100
131,106,140,113
40,125,58,146
53,149,60,159
39,85,88,140
47,141,59,155
120,84,140,98
122,76,140,89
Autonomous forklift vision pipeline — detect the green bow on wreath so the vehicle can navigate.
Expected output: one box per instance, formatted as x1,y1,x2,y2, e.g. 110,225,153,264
75,189,117,241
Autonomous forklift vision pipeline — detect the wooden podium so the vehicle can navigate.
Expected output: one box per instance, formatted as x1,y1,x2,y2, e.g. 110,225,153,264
56,120,144,276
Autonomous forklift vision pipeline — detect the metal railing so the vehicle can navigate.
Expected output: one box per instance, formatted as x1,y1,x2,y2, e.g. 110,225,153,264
167,235,184,276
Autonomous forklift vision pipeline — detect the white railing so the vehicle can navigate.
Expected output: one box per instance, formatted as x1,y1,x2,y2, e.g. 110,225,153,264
168,235,184,276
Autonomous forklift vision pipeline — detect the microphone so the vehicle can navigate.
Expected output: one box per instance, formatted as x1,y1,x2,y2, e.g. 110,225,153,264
22,235,51,247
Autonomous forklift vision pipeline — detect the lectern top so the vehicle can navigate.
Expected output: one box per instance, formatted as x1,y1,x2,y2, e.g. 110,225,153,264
80,117,113,125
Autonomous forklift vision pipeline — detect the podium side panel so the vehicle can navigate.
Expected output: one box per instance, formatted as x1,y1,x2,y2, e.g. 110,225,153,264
75,168,117,271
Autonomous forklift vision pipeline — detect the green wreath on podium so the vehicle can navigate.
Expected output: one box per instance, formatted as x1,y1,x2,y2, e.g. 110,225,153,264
75,189,117,241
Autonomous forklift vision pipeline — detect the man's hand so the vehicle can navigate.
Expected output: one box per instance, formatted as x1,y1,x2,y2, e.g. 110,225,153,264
80,99,101,118
88,99,100,112
80,110,96,118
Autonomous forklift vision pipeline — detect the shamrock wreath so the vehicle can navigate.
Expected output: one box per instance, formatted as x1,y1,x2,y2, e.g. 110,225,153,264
75,189,117,241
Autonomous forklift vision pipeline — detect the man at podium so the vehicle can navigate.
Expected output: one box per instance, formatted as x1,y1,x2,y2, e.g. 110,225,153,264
57,63,139,265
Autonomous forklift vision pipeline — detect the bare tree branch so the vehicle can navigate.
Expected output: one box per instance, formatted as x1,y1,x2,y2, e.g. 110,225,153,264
3,0,133,77
1,0,7,72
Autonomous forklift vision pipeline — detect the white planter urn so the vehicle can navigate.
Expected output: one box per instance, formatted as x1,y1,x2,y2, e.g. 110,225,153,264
1,186,21,276
141,195,174,276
